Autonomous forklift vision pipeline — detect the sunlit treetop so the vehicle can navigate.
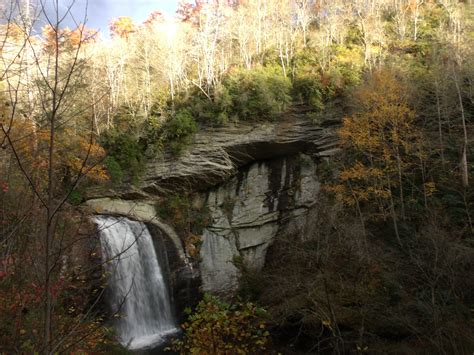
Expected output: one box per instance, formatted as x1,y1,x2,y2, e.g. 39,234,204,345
143,10,165,27
41,24,98,52
176,0,239,25
109,16,136,39
0,23,26,42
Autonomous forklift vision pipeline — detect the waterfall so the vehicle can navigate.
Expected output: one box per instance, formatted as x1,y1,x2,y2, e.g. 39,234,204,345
95,215,178,350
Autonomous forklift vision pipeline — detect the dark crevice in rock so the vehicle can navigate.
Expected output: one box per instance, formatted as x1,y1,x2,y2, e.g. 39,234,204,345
235,168,248,196
267,158,284,211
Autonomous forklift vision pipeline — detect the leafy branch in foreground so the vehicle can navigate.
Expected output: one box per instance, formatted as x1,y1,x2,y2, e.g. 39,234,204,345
170,294,270,355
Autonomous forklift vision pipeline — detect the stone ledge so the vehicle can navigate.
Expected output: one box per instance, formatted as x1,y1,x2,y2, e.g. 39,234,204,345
86,198,187,263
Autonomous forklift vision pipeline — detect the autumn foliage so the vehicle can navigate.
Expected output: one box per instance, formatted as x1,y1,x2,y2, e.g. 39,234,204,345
171,294,270,354
109,17,136,39
41,24,98,53
327,70,433,242
0,245,111,352
0,0,473,353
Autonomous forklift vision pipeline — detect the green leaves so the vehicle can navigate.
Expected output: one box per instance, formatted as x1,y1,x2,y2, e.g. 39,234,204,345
101,131,146,185
173,65,291,125
171,294,270,354
165,109,198,140
223,65,292,121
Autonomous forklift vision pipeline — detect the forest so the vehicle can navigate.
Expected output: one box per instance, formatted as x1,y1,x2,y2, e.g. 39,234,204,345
0,0,473,353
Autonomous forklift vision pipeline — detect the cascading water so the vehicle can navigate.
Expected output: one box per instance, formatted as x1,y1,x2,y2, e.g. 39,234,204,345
95,215,178,350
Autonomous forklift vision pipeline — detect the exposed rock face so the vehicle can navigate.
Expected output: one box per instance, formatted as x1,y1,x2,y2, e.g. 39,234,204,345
200,154,321,296
142,118,335,195
85,117,336,200
86,117,336,298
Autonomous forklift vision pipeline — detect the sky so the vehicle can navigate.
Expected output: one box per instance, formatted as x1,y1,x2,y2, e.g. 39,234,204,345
41,0,180,37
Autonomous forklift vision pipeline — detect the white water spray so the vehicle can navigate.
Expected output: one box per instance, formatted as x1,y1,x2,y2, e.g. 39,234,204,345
95,215,178,350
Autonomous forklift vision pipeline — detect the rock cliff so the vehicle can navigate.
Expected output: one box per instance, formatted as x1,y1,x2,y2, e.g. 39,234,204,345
200,154,321,296
86,116,337,297
86,116,337,200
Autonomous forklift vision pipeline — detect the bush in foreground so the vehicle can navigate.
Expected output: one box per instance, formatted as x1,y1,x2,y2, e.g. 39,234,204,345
171,294,270,354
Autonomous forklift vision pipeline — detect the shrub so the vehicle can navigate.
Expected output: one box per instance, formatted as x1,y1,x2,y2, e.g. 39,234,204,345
142,114,165,157
67,190,83,205
157,193,211,236
223,65,291,121
157,194,190,228
291,47,363,111
171,294,270,354
103,156,123,184
325,45,364,98
174,65,292,125
291,50,324,110
165,109,198,140
160,109,198,155
100,131,145,185
292,74,324,110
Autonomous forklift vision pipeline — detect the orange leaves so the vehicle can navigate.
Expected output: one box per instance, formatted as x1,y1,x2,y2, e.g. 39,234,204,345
68,25,99,47
354,70,411,111
1,117,109,192
1,118,38,165
41,25,57,51
41,24,98,53
339,116,381,153
56,129,109,182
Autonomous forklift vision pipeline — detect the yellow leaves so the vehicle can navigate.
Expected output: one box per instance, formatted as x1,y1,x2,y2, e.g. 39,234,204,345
109,17,136,39
335,162,391,204
423,182,436,197
185,234,202,259
0,23,26,43
55,128,109,182
338,115,382,153
2,114,109,199
328,68,432,223
339,162,384,182
334,47,364,67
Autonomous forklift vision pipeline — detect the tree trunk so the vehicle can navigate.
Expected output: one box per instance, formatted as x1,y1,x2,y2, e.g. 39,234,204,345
435,80,445,165
453,68,469,188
